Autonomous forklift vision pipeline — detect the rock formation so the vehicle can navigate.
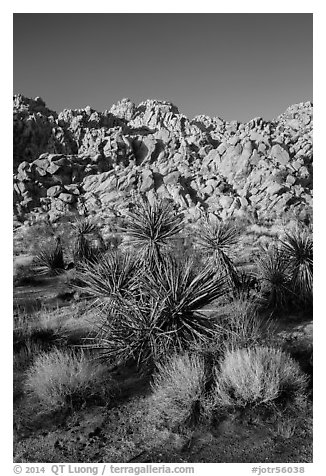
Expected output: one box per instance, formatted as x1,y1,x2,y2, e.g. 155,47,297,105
13,95,313,224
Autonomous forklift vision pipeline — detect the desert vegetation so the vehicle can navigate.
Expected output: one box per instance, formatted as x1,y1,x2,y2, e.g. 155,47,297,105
25,348,112,411
13,195,313,463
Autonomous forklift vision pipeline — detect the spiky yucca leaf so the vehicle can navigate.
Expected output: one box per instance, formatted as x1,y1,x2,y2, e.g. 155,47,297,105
35,239,65,275
74,251,140,311
280,230,313,304
194,218,240,285
141,256,228,345
144,257,227,317
72,218,104,264
72,218,97,236
73,235,102,264
255,246,292,313
91,257,228,368
230,270,259,301
121,196,184,266
92,297,169,367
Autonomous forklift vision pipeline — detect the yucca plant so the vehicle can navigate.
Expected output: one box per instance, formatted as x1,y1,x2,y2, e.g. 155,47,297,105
73,250,140,313
121,196,184,267
92,297,169,367
142,256,227,325
35,238,65,275
91,256,228,368
194,217,240,288
72,219,103,264
280,229,313,306
141,256,228,351
255,245,292,314
230,270,259,301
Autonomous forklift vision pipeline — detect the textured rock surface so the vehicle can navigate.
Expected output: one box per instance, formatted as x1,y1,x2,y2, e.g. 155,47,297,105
13,95,313,223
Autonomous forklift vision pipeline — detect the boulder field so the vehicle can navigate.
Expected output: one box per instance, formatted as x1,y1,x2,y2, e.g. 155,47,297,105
13,95,312,224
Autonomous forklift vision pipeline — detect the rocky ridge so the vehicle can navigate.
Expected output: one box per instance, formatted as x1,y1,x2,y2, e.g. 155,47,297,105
13,95,313,224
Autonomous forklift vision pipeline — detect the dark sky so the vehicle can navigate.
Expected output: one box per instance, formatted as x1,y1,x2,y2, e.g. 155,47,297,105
13,13,312,122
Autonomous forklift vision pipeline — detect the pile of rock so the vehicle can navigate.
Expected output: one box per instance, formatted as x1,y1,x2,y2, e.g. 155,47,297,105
13,95,313,224
13,95,76,169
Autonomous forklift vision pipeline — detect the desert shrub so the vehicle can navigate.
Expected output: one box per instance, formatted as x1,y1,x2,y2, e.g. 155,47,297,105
280,229,313,307
150,353,208,429
15,221,57,256
13,308,33,338
121,196,184,267
191,297,277,383
32,306,99,346
255,245,292,314
213,298,276,355
93,257,228,367
14,313,60,356
13,255,45,287
222,298,276,349
282,335,313,382
25,349,110,411
209,346,308,411
273,416,297,439
35,238,65,275
13,308,58,359
13,306,98,362
15,216,77,257
59,311,100,346
194,217,240,287
14,338,45,375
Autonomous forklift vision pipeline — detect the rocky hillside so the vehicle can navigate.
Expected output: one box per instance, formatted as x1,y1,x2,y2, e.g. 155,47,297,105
13,95,313,224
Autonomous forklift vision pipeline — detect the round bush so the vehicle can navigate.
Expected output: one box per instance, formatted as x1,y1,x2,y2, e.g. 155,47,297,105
150,353,208,429
25,349,110,411
210,346,308,409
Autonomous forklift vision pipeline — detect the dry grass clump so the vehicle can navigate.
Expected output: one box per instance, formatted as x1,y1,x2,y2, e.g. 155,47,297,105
218,298,277,353
33,306,99,346
150,353,208,430
13,255,44,287
25,349,111,411
14,306,98,361
13,308,57,359
210,346,308,410
192,298,276,368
